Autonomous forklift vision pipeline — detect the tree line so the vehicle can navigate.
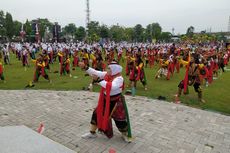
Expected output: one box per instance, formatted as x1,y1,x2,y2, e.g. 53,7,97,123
0,10,173,42
0,10,227,43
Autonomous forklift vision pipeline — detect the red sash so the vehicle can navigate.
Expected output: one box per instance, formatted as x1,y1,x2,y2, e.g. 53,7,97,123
183,65,189,94
0,64,3,74
96,74,121,131
136,67,141,81
60,56,63,73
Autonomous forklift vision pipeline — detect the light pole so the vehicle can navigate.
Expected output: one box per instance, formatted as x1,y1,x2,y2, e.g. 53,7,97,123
86,0,90,39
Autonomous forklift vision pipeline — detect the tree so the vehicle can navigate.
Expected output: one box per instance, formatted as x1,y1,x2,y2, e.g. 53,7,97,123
0,11,6,37
5,12,14,39
38,18,53,39
64,23,77,39
13,20,22,37
91,33,100,42
146,23,162,42
216,32,227,42
87,21,100,36
0,10,176,43
87,21,100,41
109,25,125,42
0,11,4,27
186,26,195,37
180,34,188,42
99,24,109,39
0,27,6,37
133,24,144,42
75,26,86,41
159,32,172,42
123,27,135,42
24,19,32,41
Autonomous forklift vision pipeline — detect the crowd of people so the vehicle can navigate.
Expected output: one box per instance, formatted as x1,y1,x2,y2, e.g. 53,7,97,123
0,41,229,99
0,40,230,142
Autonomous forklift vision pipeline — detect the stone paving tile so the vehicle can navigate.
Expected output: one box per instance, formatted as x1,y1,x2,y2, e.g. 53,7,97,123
0,90,230,153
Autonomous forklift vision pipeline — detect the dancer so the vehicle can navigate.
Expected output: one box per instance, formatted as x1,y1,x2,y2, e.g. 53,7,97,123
79,61,132,142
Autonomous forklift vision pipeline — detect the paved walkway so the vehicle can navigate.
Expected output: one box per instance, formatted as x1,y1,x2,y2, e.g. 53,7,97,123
0,90,230,153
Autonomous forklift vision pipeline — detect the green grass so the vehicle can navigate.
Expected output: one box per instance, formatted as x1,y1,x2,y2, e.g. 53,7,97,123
1,54,230,115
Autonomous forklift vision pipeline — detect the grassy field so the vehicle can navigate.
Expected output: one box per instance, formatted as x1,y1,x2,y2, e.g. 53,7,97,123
1,53,230,115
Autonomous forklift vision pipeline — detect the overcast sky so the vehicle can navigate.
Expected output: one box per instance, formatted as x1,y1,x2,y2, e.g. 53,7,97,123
0,0,229,34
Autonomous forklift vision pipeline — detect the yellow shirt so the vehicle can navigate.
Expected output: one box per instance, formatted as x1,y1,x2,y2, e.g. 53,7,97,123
90,54,96,61
58,52,63,57
136,63,144,70
179,59,204,69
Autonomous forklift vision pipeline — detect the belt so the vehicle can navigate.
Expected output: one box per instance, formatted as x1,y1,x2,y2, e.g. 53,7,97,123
104,93,121,101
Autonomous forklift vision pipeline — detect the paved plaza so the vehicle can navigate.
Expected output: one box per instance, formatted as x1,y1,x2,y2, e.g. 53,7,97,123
0,125,75,153
0,90,230,153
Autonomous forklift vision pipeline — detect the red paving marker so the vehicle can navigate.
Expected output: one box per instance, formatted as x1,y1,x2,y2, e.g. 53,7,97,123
37,123,45,134
109,148,116,153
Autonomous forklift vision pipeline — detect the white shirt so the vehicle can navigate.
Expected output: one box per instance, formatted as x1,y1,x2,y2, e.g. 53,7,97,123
86,67,123,96
22,49,27,56
3,47,10,56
